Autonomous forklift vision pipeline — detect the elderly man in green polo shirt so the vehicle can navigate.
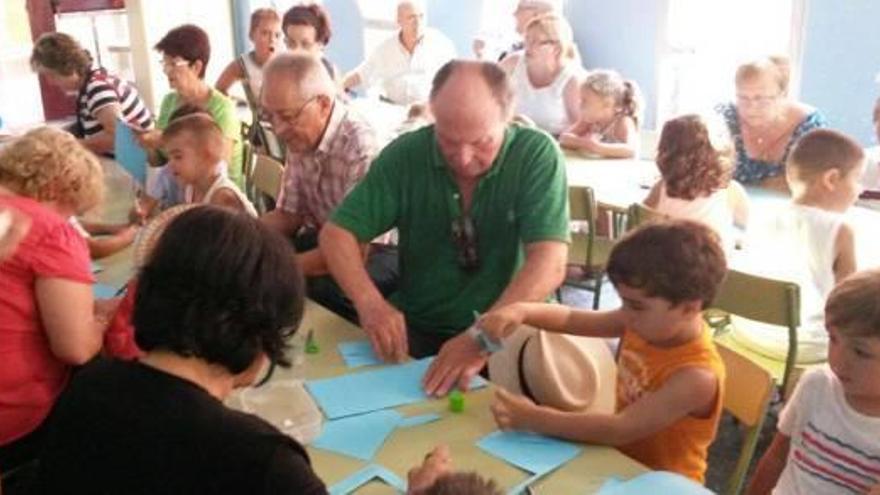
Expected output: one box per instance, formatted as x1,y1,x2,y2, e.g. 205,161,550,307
320,60,569,396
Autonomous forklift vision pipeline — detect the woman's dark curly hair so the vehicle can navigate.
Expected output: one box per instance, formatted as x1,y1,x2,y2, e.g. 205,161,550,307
656,114,733,201
133,205,304,374
282,4,333,45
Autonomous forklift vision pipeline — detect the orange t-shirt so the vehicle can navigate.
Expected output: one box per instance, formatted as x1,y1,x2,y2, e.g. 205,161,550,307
615,325,726,483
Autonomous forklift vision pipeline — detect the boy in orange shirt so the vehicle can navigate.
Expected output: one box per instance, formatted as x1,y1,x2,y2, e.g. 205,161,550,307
480,219,727,482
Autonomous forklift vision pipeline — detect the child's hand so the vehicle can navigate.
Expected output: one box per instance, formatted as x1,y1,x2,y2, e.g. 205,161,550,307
478,303,527,341
119,224,140,243
491,387,539,431
407,445,453,494
135,129,161,150
869,484,880,495
581,133,602,152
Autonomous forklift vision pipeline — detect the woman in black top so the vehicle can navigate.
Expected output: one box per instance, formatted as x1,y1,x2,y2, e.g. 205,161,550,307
35,206,325,494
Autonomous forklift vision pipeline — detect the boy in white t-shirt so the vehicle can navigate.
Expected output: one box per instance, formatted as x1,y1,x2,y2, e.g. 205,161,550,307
747,269,880,495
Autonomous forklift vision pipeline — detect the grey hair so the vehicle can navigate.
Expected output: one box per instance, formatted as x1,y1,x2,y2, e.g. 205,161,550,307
430,60,515,115
262,52,334,101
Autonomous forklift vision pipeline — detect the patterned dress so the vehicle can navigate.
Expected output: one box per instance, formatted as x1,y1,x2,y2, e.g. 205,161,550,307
715,102,826,185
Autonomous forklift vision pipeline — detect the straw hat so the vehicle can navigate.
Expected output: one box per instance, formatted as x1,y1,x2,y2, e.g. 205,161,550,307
133,204,198,268
488,325,617,413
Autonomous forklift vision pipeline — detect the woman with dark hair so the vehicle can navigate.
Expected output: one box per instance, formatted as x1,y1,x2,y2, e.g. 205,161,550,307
282,3,337,78
137,24,244,189
30,32,153,155
34,206,326,493
216,8,282,101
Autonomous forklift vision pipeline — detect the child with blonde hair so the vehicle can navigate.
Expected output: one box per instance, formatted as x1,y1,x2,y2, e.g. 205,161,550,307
559,69,642,158
747,269,880,495
161,113,257,217
644,114,749,245
480,220,728,482
733,128,864,364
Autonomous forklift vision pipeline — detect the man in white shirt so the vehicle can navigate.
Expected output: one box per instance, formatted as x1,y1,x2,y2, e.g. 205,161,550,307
342,1,456,105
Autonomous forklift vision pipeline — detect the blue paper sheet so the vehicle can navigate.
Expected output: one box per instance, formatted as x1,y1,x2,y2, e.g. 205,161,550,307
328,464,406,495
398,413,442,428
506,471,543,495
93,283,119,299
338,341,382,368
477,431,581,475
305,357,487,419
312,410,402,461
114,118,147,186
596,472,713,495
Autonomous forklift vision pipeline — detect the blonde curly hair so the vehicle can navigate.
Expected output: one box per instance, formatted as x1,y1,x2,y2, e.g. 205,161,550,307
0,127,103,213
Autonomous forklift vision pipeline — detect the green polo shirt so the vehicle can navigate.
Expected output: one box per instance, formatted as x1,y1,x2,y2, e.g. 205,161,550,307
331,124,569,335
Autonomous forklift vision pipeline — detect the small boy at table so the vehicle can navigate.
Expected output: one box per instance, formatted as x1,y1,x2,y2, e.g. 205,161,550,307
747,269,880,495
480,219,727,482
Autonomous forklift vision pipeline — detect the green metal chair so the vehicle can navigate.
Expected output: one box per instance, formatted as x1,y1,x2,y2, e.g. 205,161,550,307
710,268,802,399
251,153,285,215
716,343,775,495
557,186,616,309
625,201,665,231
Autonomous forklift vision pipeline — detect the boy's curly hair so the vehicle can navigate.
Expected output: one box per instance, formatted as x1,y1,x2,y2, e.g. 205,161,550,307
31,32,93,77
608,219,728,308
0,127,103,213
423,472,503,495
656,114,733,200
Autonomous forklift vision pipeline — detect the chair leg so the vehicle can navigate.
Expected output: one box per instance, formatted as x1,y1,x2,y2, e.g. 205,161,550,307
591,273,604,310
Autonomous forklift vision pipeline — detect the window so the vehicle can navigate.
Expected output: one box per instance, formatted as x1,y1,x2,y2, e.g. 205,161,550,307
0,1,43,130
656,0,806,126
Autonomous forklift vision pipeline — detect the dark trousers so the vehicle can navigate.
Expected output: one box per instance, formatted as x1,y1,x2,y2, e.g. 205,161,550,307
294,231,399,323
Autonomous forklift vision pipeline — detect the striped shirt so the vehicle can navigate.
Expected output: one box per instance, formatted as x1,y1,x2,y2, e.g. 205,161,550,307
77,68,153,137
775,366,880,494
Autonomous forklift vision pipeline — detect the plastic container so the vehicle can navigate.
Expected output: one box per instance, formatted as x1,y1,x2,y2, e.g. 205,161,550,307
227,380,323,445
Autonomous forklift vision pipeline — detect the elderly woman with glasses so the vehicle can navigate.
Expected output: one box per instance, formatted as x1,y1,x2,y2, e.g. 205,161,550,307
715,56,826,191
137,24,244,193
499,14,582,136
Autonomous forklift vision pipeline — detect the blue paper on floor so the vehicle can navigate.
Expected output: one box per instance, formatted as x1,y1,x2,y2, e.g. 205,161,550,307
93,283,119,299
338,341,382,368
114,117,147,186
306,357,487,419
328,464,407,495
596,472,713,494
477,430,581,475
312,410,402,461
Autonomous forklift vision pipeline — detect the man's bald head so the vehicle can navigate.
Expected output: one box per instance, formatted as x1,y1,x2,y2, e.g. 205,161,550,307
429,60,514,119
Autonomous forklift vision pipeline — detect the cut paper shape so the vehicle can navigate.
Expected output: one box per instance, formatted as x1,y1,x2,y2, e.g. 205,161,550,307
338,340,381,368
596,472,713,495
306,357,487,419
312,410,402,461
328,464,407,495
114,118,148,186
398,413,442,428
477,431,581,475
93,283,119,299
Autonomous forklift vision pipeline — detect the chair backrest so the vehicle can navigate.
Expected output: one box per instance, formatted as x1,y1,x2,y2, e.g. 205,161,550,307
717,344,775,495
251,153,284,213
711,268,801,395
625,202,665,231
568,185,598,267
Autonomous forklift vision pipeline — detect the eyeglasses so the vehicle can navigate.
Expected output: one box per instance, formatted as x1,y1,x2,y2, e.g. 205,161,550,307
267,96,318,128
451,214,479,272
735,93,780,108
160,58,190,72
253,359,276,388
